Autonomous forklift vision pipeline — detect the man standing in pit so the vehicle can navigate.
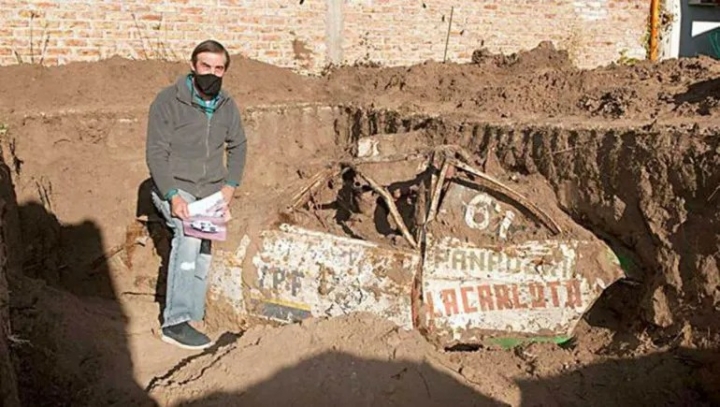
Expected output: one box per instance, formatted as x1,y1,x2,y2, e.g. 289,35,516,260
146,40,247,350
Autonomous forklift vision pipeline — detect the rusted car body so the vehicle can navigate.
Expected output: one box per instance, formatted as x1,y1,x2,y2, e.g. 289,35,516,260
208,134,626,347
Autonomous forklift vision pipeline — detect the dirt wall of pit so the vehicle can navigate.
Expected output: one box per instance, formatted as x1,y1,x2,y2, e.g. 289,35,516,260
0,153,21,407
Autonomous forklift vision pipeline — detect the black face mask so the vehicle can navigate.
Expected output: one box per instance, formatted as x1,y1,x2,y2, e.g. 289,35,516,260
194,73,222,98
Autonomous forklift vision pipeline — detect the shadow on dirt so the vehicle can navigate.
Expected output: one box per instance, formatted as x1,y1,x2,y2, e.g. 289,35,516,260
136,177,171,326
9,199,153,406
155,345,719,407
516,347,719,407
18,202,116,299
173,350,505,407
672,77,720,115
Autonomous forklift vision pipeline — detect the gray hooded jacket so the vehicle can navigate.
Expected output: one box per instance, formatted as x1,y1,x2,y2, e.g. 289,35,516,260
146,75,247,199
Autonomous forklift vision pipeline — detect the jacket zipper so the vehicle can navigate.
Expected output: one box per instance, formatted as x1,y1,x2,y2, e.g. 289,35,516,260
203,111,210,185
202,99,227,187
183,95,227,195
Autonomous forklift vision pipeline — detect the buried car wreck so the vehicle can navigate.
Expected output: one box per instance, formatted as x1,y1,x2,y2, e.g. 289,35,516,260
206,133,627,347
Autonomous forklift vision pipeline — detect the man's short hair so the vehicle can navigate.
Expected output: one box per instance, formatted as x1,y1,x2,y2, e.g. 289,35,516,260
191,40,231,69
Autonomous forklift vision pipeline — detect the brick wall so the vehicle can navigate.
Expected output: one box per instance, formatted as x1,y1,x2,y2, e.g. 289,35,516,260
0,0,648,73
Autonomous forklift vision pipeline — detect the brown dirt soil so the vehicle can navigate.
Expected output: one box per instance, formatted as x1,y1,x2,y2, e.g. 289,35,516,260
0,55,328,116
146,313,718,407
0,41,719,406
325,41,720,125
147,313,518,406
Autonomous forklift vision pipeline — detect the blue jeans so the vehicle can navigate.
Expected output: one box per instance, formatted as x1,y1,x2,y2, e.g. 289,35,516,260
151,189,212,328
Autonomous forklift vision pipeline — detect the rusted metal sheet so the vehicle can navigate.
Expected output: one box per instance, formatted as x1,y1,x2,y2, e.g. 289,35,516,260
207,235,251,315
206,158,628,345
420,180,625,344
244,224,419,329
431,181,556,244
422,236,624,343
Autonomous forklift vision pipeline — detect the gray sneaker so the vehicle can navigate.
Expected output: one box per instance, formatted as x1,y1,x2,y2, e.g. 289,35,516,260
161,322,214,350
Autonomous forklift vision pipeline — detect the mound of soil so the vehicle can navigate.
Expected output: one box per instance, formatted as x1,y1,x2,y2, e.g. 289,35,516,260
2,42,720,126
472,40,574,72
0,55,328,116
324,44,720,123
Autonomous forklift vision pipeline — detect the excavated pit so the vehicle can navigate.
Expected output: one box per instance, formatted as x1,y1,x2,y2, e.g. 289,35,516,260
1,99,719,406
340,108,720,338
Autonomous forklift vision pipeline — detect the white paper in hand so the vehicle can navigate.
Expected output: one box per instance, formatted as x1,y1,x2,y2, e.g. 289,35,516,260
183,191,230,241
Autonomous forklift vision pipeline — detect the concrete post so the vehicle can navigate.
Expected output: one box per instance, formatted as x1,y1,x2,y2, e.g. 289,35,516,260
326,0,343,65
